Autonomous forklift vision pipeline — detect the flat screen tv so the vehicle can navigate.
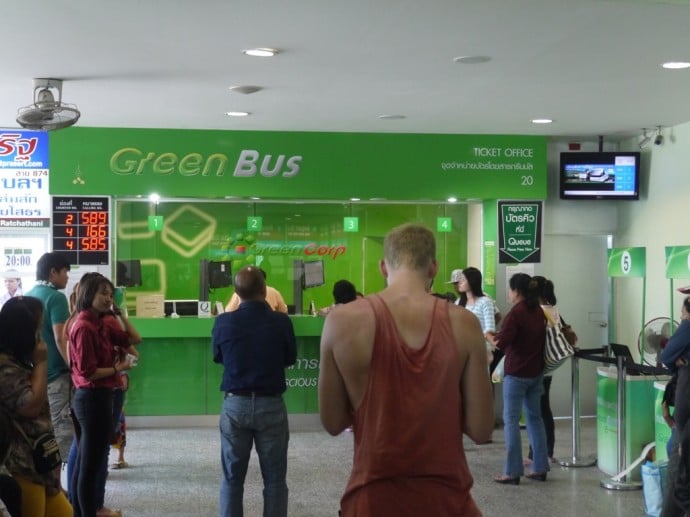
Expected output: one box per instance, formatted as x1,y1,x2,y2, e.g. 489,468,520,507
559,151,640,200
116,260,142,287
303,260,325,288
208,260,232,289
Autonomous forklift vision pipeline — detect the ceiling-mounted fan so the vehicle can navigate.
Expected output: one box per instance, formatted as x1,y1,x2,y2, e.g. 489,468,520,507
16,78,81,130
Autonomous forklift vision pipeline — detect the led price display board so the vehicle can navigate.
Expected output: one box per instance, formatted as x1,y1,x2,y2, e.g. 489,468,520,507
52,196,109,265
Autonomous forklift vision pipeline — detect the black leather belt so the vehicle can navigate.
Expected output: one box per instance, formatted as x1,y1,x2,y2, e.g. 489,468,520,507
227,391,280,397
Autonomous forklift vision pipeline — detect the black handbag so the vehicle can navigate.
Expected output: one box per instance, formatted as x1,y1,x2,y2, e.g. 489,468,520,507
13,422,62,474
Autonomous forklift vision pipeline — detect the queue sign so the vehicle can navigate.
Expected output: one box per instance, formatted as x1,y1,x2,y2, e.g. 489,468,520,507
52,196,109,265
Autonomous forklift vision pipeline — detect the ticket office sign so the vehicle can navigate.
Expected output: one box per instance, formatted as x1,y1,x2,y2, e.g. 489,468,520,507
52,196,110,265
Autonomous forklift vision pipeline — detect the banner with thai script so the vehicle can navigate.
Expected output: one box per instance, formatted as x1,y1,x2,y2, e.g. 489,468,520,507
0,130,50,228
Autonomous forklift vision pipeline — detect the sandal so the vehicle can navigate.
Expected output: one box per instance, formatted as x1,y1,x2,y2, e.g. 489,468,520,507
110,460,129,469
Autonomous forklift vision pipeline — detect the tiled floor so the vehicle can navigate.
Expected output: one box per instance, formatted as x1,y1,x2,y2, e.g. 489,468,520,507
100,417,647,516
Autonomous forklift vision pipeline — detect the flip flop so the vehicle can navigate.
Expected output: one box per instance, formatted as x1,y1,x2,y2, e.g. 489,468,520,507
110,460,129,469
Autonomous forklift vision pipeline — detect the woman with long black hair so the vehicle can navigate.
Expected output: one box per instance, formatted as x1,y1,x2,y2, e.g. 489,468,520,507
68,275,132,517
488,273,549,485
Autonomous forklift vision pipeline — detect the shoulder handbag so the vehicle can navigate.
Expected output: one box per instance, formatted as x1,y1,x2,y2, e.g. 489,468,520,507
559,315,578,347
543,309,575,374
12,421,62,474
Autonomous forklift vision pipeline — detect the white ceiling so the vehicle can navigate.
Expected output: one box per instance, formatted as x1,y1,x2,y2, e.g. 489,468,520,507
4,0,690,141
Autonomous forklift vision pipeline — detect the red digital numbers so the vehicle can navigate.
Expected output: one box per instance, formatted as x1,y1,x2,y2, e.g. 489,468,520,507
80,211,108,225
80,238,107,251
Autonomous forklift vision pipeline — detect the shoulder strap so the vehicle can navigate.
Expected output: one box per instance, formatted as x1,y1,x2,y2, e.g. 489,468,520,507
542,307,557,327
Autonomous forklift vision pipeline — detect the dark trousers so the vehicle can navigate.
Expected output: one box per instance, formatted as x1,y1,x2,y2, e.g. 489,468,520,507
70,388,113,517
529,375,554,459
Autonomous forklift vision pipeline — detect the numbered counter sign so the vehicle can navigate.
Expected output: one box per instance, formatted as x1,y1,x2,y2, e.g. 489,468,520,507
247,216,263,232
437,217,452,232
148,215,164,232
344,217,359,232
607,247,646,278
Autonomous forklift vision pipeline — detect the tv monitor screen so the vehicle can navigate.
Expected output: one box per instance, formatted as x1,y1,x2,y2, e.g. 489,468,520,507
116,260,142,287
303,260,325,288
559,152,640,200
208,261,232,289
164,300,199,317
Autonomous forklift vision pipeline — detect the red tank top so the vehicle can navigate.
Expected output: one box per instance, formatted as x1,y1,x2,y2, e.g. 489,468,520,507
340,295,481,517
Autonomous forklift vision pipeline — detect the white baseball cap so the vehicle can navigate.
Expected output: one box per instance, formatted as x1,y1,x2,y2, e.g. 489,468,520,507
446,269,463,284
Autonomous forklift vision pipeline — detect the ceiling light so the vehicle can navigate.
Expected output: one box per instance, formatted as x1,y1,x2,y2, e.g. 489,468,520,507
250,196,261,200
149,193,160,204
350,197,360,201
229,85,263,95
226,111,249,117
662,62,690,69
453,55,491,64
242,48,279,57
378,114,405,120
531,118,553,124
447,197,458,203
639,128,652,149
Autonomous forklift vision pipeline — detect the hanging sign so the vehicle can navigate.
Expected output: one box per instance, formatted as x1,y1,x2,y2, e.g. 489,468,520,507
607,247,646,277
498,200,542,263
52,196,109,265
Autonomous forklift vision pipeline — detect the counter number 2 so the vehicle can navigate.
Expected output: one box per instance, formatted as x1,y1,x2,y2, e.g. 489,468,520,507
247,216,263,232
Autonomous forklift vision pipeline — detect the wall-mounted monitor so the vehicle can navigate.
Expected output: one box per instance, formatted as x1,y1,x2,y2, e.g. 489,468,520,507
559,151,640,200
116,260,142,287
303,260,325,288
208,260,232,289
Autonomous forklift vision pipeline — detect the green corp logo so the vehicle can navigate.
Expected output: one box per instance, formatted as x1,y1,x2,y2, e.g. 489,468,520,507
109,148,302,178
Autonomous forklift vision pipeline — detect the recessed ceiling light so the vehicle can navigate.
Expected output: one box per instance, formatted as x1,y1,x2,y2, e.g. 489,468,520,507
229,85,263,95
453,55,491,64
242,48,279,57
350,197,360,201
378,114,405,120
662,61,690,69
447,197,458,203
226,111,250,117
250,196,261,200
531,118,553,124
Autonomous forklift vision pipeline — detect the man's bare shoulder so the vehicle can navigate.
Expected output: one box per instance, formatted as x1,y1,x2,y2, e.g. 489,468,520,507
446,303,485,348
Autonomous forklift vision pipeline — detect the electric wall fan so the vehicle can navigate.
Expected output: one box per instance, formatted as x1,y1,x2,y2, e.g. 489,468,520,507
16,78,81,130
637,317,677,367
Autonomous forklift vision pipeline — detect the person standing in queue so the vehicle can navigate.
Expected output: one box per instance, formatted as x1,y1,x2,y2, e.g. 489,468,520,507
68,275,133,517
213,266,297,517
487,273,549,485
224,268,288,314
25,252,74,464
319,224,493,516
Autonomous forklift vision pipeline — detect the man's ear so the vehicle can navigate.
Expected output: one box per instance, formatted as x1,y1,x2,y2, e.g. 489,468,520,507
379,260,388,279
429,259,439,280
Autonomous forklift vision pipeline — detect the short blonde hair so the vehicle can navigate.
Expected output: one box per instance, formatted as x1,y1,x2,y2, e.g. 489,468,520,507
383,224,436,271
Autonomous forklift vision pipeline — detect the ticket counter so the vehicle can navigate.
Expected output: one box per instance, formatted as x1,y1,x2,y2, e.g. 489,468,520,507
125,316,324,416
596,367,669,481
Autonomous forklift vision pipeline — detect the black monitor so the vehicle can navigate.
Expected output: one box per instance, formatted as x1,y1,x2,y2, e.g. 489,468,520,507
116,260,142,287
303,260,325,288
164,300,199,317
208,261,232,289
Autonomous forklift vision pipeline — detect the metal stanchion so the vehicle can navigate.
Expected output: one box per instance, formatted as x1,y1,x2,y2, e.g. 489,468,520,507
558,352,596,468
600,355,642,490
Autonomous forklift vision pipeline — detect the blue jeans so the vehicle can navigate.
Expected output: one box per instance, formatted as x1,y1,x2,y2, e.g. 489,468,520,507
502,374,549,477
219,394,289,517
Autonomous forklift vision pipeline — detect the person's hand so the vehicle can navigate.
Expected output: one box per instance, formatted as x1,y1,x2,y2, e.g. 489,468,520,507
675,357,689,368
33,339,48,365
114,358,132,372
485,331,498,346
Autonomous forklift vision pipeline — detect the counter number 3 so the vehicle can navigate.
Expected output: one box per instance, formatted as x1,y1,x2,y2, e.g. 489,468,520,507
343,217,359,232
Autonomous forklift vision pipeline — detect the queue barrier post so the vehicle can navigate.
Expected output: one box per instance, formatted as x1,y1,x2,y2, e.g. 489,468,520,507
557,349,597,468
